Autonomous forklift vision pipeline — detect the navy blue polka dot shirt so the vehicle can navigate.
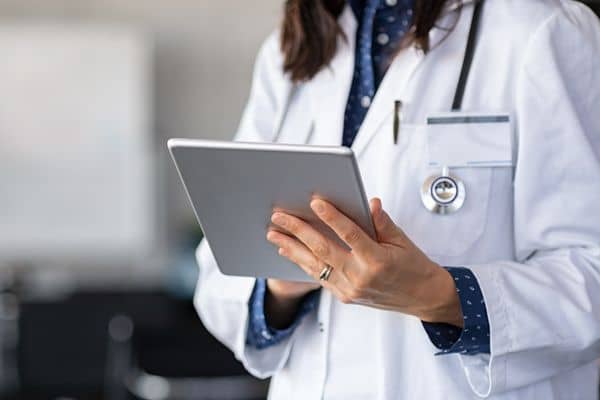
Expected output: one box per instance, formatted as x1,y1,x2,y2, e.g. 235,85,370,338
246,0,491,356
343,0,414,147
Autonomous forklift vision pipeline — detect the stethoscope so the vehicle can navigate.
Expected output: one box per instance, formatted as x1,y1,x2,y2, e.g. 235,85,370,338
272,0,485,215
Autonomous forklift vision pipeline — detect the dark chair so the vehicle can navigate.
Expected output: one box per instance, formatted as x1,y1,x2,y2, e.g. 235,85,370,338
105,313,268,400
17,291,267,400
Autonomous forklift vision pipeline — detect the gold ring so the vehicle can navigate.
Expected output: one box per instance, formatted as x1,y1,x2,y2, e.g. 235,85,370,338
319,265,333,281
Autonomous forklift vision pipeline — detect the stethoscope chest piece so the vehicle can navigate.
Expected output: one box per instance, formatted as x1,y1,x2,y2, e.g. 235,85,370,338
421,167,466,215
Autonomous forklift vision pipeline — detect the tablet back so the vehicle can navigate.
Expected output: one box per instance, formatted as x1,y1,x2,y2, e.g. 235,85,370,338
168,139,375,282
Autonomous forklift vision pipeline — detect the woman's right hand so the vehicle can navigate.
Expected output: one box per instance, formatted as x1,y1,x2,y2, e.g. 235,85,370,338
265,279,320,329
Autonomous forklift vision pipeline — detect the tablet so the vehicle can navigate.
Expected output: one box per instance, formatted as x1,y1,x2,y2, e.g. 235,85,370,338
168,139,375,282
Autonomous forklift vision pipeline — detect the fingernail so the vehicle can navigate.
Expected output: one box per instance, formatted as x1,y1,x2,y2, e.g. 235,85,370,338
272,213,285,226
312,200,325,214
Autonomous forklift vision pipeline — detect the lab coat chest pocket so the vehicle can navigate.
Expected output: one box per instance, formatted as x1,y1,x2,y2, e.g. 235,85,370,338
406,113,515,259
412,166,494,258
396,121,513,259
358,115,509,259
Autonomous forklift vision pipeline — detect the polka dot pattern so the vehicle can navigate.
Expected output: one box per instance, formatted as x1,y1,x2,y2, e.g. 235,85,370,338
342,0,414,147
422,267,491,355
246,278,320,349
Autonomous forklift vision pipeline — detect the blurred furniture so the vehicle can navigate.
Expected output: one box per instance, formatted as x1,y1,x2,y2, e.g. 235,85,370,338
106,314,267,400
15,290,266,400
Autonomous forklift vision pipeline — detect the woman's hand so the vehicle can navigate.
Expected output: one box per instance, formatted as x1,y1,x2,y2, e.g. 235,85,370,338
266,198,463,327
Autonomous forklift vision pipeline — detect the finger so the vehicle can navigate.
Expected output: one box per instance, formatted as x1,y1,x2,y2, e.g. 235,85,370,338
267,230,343,286
310,199,378,257
271,212,349,270
267,230,322,275
369,198,408,245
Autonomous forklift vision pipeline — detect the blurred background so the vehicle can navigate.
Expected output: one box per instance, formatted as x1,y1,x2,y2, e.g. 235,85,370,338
0,0,281,399
0,1,599,399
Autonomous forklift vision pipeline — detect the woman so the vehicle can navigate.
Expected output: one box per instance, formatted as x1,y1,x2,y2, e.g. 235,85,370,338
195,0,600,398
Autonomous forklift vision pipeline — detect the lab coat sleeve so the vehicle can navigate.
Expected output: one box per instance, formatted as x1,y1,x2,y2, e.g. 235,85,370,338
458,4,600,397
193,32,301,379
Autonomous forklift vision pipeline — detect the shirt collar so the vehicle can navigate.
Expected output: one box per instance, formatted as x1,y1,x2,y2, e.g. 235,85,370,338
348,0,420,20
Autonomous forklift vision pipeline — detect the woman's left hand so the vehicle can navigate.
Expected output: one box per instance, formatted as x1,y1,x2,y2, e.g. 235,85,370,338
267,197,463,327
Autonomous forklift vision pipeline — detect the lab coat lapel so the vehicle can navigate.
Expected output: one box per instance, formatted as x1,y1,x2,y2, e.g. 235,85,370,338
350,45,424,157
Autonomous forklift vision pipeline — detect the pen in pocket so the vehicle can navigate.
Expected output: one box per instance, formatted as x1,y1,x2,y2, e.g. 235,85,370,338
393,100,402,145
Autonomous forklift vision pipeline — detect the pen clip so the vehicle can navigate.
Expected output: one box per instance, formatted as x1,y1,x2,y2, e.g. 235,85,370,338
393,100,402,145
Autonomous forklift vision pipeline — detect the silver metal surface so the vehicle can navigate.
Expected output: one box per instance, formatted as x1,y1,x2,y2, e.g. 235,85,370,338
168,139,375,282
421,167,466,215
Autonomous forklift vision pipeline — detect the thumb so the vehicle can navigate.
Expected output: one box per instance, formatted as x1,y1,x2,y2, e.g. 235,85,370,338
370,198,407,245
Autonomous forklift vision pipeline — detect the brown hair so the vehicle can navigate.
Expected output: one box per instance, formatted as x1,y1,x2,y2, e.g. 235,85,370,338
281,0,452,82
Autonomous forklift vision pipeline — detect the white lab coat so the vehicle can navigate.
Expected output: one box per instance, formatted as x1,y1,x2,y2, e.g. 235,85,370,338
194,0,600,398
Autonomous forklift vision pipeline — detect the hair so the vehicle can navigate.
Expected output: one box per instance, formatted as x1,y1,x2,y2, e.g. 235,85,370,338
281,0,453,82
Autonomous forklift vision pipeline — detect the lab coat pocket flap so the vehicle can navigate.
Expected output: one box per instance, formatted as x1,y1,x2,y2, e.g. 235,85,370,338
427,112,513,168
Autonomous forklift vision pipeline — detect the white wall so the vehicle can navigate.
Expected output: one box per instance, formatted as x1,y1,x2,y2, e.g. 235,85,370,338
0,0,283,284
0,0,281,139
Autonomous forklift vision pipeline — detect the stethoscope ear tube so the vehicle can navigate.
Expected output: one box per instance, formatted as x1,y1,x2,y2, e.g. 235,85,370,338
452,0,485,111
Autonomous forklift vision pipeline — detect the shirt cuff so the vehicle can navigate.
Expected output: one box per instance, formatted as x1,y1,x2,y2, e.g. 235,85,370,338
422,267,491,355
246,278,320,349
